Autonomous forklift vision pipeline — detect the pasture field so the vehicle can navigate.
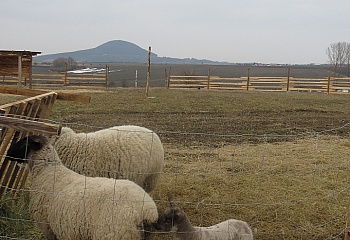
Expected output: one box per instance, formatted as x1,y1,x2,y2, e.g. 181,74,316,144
1,88,350,239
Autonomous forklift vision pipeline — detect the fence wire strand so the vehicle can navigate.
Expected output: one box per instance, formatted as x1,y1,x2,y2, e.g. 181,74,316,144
1,121,350,239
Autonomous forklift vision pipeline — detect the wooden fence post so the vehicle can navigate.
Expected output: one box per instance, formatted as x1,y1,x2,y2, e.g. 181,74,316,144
207,68,211,89
29,55,33,89
135,70,138,88
105,65,109,88
167,67,171,89
287,68,290,91
18,55,22,88
327,68,331,94
164,68,167,88
64,63,68,86
246,68,250,91
145,46,151,97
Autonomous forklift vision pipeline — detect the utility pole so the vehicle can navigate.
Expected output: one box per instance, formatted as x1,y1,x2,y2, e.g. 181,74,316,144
145,46,151,97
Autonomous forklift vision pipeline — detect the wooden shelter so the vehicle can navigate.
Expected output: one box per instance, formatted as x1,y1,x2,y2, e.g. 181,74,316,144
0,50,41,88
0,87,91,200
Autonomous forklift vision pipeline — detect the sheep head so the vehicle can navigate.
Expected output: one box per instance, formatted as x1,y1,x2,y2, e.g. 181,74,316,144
155,198,187,232
6,135,47,163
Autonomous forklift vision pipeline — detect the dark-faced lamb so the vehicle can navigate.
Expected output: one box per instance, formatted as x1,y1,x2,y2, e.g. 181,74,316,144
155,199,253,240
6,135,158,240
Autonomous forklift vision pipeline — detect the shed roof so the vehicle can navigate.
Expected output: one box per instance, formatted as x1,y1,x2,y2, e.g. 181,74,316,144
0,50,41,57
0,50,41,78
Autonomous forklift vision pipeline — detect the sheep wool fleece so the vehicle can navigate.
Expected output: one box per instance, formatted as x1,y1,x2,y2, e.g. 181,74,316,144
26,138,158,240
193,219,254,240
53,125,164,192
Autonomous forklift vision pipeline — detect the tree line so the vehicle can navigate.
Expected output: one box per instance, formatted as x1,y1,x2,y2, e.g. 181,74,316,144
52,57,77,71
327,42,350,77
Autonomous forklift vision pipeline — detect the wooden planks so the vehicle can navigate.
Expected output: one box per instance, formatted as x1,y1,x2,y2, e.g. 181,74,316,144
0,86,91,103
0,116,61,135
0,91,59,199
169,75,350,94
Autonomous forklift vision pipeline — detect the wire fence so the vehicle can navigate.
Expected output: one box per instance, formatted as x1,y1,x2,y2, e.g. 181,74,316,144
1,121,350,239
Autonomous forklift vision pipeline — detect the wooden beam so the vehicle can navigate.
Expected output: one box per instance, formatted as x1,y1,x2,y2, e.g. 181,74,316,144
18,55,22,87
29,55,33,89
55,91,91,102
0,115,61,135
0,86,91,103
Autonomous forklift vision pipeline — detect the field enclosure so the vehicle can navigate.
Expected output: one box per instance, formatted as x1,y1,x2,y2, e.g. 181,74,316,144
1,88,350,239
168,73,350,93
1,66,109,88
2,63,339,89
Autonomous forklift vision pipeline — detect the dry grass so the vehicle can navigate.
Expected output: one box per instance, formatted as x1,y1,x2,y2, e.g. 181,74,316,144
2,88,350,239
152,136,350,239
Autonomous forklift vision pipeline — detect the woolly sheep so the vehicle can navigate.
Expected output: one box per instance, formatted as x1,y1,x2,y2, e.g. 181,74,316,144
155,200,253,240
6,135,159,240
52,125,164,193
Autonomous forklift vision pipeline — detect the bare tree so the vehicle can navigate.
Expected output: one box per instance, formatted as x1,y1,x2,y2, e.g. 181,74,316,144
52,57,77,71
326,42,348,77
346,42,350,77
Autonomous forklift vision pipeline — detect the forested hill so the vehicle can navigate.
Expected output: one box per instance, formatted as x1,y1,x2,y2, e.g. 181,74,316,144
34,40,229,64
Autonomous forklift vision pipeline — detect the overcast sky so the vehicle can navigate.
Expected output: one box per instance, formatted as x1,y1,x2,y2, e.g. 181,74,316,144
1,0,349,64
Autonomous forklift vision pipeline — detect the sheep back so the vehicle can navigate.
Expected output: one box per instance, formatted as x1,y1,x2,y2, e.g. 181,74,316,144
29,165,158,240
54,125,164,192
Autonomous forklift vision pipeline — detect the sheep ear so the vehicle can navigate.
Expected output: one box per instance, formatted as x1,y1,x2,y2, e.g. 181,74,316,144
168,197,176,208
173,208,184,220
30,135,45,151
6,135,46,163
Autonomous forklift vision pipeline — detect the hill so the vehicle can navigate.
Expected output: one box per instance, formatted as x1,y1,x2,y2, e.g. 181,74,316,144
33,40,229,64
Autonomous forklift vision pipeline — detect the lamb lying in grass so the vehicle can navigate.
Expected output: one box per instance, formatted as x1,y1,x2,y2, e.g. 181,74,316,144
155,199,254,240
6,135,159,240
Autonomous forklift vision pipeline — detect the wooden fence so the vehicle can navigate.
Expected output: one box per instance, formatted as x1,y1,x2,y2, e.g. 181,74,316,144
0,66,109,89
0,92,61,199
168,70,350,94
0,87,91,200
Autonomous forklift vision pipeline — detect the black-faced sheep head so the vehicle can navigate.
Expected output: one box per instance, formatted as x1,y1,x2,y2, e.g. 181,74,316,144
155,198,187,232
6,135,47,163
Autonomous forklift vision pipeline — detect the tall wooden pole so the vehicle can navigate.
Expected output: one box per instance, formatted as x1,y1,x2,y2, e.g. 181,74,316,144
105,65,109,88
246,68,250,91
287,68,290,92
167,67,171,89
135,70,138,88
64,63,68,86
207,68,211,89
145,46,151,97
18,55,22,88
327,68,331,94
29,55,33,89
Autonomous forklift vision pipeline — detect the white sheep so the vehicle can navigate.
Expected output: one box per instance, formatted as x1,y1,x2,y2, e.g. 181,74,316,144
52,125,164,193
155,199,254,240
6,135,159,240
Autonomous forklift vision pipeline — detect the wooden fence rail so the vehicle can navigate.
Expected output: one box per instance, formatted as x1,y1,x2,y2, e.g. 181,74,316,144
0,65,109,89
168,74,350,94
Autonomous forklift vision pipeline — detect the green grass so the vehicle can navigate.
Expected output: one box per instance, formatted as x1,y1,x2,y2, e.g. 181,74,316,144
2,88,350,239
0,192,43,239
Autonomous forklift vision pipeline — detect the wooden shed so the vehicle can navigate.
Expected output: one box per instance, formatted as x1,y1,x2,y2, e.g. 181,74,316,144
0,50,41,88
